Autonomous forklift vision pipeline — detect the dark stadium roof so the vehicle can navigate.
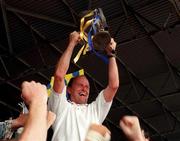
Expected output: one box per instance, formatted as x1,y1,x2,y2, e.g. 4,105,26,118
0,0,180,140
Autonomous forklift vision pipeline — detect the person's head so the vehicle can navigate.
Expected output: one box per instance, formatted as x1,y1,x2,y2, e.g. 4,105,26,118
67,75,90,104
85,124,111,141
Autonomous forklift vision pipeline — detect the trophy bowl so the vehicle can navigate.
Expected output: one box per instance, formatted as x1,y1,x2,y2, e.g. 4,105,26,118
92,31,111,52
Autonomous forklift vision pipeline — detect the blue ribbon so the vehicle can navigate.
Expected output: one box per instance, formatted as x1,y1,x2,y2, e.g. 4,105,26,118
87,15,109,64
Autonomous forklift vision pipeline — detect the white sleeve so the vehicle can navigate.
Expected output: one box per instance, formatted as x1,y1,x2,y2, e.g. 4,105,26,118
47,86,69,115
90,90,112,123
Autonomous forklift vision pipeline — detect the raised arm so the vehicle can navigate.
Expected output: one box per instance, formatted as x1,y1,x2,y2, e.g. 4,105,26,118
119,116,148,141
53,31,80,93
19,81,48,141
103,38,119,102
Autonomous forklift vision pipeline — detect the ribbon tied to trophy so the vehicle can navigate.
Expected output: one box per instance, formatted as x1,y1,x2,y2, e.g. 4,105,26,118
73,8,111,63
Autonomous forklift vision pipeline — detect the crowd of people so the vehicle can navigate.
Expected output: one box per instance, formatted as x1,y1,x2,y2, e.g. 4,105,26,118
0,31,150,141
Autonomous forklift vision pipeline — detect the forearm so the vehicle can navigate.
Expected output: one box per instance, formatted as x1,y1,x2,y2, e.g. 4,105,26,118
108,57,119,89
53,42,76,93
11,119,21,129
103,38,119,102
55,42,75,77
103,57,119,102
11,114,28,130
19,102,47,141
53,31,80,93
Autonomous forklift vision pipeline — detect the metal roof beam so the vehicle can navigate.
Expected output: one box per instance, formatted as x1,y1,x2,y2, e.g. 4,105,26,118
62,0,78,25
0,100,20,113
1,0,13,54
126,5,180,90
6,4,77,28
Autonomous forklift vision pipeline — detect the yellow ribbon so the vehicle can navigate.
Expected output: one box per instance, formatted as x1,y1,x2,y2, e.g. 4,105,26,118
73,11,95,63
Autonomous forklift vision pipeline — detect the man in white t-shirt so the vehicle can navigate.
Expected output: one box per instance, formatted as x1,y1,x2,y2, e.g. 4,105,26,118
48,31,119,141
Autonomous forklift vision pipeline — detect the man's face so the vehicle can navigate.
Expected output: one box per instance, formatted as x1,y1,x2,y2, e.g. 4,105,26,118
67,76,90,104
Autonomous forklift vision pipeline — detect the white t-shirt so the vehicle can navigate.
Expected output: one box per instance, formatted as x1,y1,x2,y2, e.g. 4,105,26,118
48,86,112,141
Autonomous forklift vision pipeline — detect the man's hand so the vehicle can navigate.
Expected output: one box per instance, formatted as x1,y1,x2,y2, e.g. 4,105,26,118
21,81,48,105
105,38,116,56
119,116,145,141
19,81,48,141
69,31,81,46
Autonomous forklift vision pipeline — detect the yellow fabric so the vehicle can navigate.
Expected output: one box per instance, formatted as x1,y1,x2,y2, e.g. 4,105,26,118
73,11,94,63
47,76,54,97
47,69,84,96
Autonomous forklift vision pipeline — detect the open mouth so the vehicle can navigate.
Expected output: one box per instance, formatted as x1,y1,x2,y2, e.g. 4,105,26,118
79,93,86,97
